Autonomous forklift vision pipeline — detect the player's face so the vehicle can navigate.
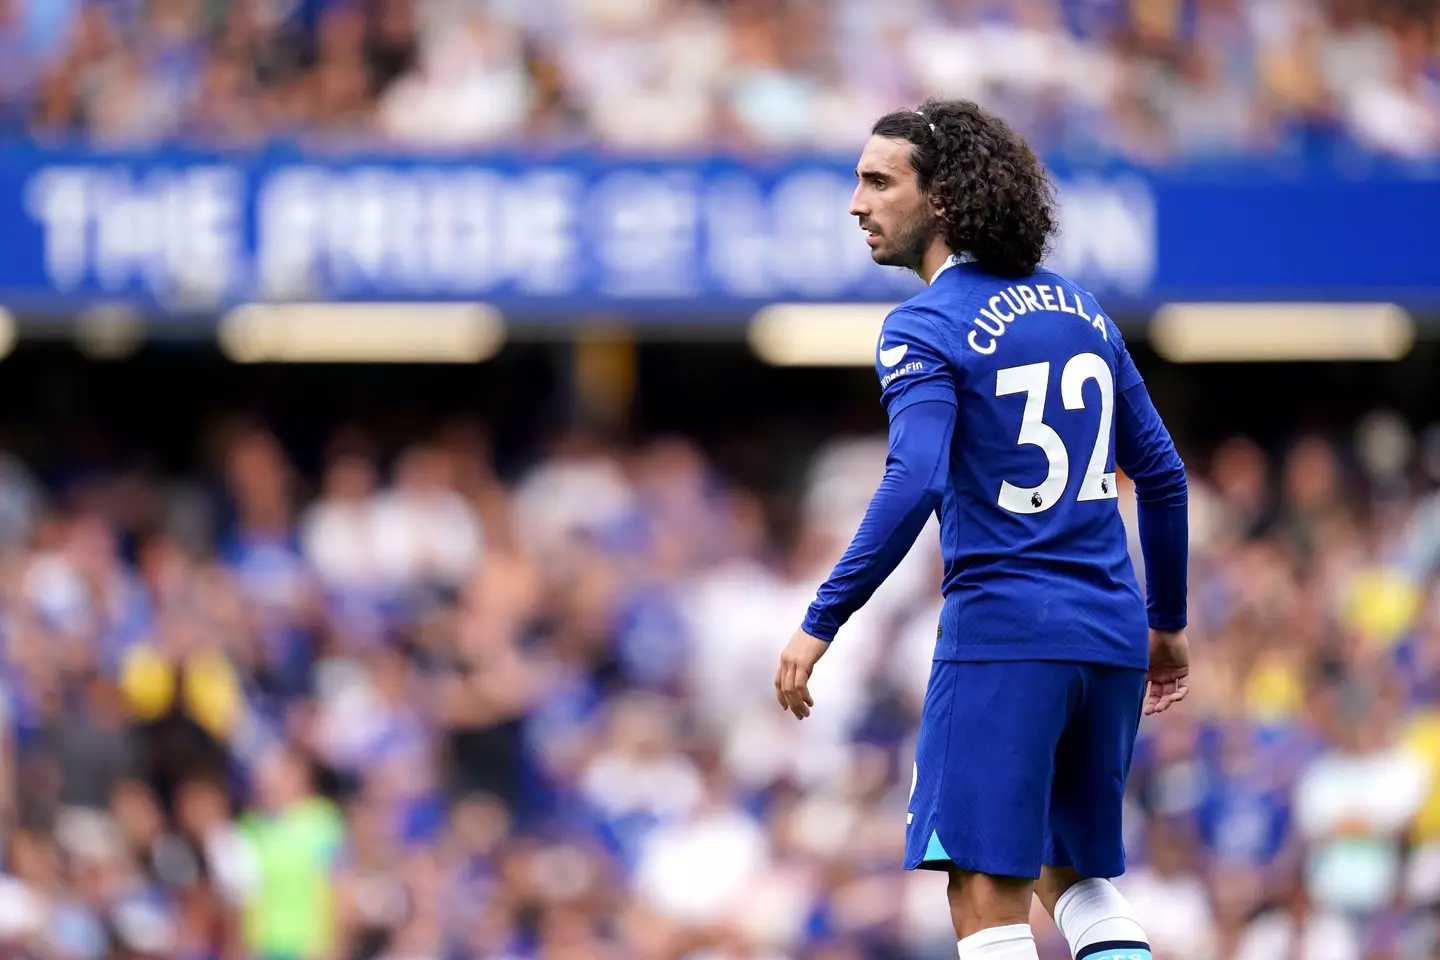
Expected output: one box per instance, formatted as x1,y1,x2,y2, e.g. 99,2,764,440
850,135,937,272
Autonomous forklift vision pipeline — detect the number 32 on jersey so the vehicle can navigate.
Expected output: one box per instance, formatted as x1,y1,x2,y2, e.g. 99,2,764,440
995,352,1117,514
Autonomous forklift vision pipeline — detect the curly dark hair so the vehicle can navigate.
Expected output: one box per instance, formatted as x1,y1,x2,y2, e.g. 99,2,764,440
871,99,1057,278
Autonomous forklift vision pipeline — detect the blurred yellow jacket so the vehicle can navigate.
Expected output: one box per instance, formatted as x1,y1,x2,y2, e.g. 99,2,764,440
119,644,242,740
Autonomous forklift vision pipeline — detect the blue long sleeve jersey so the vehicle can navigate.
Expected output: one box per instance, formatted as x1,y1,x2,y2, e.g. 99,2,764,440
801,260,1188,669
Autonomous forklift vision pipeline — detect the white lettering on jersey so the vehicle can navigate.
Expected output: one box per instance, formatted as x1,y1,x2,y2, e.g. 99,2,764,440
1055,286,1077,315
966,284,1111,354
881,360,924,387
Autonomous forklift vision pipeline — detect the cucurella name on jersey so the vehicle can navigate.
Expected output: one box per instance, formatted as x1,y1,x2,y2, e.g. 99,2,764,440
964,282,1111,356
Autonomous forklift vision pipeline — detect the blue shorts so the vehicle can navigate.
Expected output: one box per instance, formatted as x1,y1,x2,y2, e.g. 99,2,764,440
904,659,1146,880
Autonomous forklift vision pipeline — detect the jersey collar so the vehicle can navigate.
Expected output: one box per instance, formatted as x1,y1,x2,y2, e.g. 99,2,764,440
929,252,973,285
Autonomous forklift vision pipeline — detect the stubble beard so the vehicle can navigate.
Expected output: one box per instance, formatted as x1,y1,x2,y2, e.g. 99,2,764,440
875,206,940,276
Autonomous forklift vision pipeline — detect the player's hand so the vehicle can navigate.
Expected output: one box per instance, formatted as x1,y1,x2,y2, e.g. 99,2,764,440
775,628,830,720
1144,628,1190,716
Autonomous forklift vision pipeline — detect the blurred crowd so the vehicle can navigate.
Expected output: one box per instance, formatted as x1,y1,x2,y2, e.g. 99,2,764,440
0,404,1439,960
0,0,1435,160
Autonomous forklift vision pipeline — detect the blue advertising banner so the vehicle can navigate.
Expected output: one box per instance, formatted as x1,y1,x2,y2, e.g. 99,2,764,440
0,144,1435,320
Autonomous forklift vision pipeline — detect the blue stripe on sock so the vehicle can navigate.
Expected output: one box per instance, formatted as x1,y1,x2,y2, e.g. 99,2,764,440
1076,946,1151,960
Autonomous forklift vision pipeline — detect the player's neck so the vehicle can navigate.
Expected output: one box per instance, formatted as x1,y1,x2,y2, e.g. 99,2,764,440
919,242,957,286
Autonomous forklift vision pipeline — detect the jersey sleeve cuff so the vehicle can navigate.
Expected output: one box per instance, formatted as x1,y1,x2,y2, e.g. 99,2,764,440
1148,614,1187,631
801,607,839,642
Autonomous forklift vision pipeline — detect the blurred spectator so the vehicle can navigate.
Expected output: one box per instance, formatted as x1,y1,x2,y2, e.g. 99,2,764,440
369,443,482,599
301,442,385,599
579,693,704,867
32,669,139,813
1293,677,1429,915
376,6,533,147
632,773,769,930
236,745,344,960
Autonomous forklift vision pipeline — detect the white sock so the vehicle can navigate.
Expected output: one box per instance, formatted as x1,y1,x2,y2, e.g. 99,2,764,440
1052,878,1150,959
957,923,1038,959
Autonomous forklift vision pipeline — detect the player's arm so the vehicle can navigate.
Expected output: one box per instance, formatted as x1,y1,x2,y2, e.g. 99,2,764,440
802,308,957,642
1114,378,1188,632
802,399,955,641
1111,328,1190,713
